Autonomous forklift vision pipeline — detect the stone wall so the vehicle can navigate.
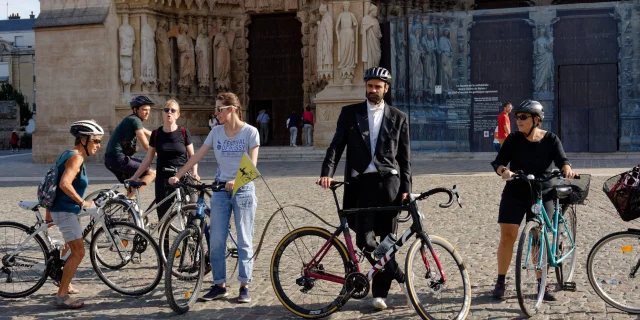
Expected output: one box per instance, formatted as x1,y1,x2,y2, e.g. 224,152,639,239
33,1,119,163
0,101,19,149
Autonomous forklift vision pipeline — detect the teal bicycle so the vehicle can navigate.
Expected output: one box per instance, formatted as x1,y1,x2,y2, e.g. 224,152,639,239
511,170,588,317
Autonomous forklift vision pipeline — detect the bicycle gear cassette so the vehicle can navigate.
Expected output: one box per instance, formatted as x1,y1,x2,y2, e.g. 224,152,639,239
345,272,370,300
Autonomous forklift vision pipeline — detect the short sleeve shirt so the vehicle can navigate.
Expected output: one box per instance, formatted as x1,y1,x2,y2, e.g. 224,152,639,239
105,114,144,156
204,124,260,181
149,126,192,169
497,113,510,139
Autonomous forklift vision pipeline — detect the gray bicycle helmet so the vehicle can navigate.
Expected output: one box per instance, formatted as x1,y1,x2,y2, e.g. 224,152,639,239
364,67,392,84
130,95,154,109
514,99,544,121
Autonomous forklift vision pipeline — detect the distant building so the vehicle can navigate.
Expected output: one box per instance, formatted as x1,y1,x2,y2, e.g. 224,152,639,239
0,12,36,113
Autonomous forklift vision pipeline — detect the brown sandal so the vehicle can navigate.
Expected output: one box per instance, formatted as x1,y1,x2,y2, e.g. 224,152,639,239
53,294,84,309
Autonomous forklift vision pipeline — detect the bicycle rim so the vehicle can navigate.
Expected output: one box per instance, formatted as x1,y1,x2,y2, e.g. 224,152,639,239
515,221,548,317
271,227,351,319
165,227,205,314
90,222,162,295
0,222,49,298
158,204,202,264
86,199,137,246
587,231,640,314
405,235,471,320
555,205,577,286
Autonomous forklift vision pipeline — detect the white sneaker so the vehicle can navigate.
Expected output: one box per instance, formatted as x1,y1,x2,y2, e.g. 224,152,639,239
398,281,413,308
372,297,387,310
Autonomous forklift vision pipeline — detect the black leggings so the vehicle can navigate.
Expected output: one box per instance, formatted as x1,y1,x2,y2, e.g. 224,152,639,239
155,171,177,220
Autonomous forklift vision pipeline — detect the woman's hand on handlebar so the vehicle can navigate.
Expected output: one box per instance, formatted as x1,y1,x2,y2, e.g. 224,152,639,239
168,176,180,185
225,180,235,191
316,176,337,189
562,166,577,179
501,168,515,180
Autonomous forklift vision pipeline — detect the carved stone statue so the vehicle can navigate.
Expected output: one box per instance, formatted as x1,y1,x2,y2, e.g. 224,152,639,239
533,25,554,92
213,24,235,91
119,14,135,93
409,24,423,102
176,23,196,95
258,0,269,11
316,3,333,81
285,0,298,10
396,22,407,95
422,25,438,94
335,1,358,84
156,20,171,93
309,12,318,76
140,16,157,89
361,4,382,70
438,27,453,92
195,27,211,93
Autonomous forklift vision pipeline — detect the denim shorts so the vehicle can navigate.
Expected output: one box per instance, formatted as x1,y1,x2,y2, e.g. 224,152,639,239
50,211,83,242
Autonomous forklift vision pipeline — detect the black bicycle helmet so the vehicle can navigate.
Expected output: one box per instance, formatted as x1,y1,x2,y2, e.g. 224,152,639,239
130,95,154,109
514,99,544,121
364,67,392,84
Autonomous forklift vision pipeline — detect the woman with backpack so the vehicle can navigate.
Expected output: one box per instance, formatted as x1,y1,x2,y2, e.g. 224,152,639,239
129,99,199,220
48,120,104,308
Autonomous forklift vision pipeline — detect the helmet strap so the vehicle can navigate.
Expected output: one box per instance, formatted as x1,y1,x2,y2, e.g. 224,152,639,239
81,137,90,156
524,121,538,138
132,107,143,120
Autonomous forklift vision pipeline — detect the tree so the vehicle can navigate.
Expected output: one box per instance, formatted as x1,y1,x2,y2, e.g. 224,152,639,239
0,83,32,126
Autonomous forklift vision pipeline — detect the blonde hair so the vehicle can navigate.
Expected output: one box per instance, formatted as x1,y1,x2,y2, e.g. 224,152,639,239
164,99,180,113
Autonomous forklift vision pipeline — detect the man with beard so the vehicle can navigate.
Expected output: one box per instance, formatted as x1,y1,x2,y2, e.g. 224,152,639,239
317,67,411,310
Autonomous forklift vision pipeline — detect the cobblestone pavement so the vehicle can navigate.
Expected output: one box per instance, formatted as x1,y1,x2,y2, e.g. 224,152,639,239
1,156,640,319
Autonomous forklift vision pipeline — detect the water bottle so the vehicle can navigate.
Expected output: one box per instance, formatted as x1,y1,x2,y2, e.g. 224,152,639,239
196,197,206,219
373,233,397,260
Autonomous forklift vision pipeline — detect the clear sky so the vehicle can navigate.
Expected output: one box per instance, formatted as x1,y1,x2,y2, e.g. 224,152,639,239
3,0,39,20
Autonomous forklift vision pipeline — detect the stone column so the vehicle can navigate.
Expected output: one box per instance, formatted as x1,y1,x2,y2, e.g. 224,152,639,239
314,1,377,148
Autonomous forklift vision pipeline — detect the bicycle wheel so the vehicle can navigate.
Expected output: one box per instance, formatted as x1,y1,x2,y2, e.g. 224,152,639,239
85,199,138,246
555,205,577,286
271,227,351,319
90,222,162,295
165,227,206,314
83,188,120,202
404,235,471,320
515,221,548,318
158,204,207,264
0,222,49,298
587,230,640,313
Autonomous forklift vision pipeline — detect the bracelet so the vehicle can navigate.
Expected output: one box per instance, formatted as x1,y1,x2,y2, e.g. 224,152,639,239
80,200,86,208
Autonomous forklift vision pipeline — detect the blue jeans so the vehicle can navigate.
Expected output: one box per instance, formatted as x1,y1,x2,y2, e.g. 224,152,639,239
209,182,257,284
493,143,501,152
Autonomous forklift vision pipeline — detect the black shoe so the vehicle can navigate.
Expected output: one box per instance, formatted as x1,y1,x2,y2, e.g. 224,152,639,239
541,285,556,301
492,281,506,299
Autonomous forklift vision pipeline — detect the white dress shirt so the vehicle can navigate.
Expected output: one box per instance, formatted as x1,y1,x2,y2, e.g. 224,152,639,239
352,101,385,177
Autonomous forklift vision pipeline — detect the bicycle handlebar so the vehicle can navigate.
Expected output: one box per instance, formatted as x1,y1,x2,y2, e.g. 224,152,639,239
506,170,580,183
173,182,226,192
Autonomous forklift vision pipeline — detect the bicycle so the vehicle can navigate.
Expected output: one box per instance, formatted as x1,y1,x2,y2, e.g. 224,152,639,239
97,169,210,263
511,170,586,317
164,181,239,314
0,191,163,298
586,171,640,314
270,181,471,319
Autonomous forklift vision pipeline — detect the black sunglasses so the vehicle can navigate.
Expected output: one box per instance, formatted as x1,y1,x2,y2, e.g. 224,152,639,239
90,139,102,144
163,108,178,114
515,114,532,121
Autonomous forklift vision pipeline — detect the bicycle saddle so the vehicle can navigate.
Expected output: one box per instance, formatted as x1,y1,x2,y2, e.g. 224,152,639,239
554,185,572,198
127,181,147,188
19,201,39,210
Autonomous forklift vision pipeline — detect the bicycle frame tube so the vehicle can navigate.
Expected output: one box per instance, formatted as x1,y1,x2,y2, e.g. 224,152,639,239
141,188,183,231
535,199,575,267
6,222,51,260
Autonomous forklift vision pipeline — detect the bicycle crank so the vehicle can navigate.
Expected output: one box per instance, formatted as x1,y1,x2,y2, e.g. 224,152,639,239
345,272,370,300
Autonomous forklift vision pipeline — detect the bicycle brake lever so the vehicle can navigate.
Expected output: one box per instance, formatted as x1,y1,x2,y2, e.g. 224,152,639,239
452,185,462,208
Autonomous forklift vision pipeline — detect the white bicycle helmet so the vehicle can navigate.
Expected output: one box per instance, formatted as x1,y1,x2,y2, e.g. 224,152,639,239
70,120,104,137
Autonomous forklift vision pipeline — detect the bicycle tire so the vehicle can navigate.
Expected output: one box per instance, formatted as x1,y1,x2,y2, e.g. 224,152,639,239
0,221,49,298
555,205,577,286
90,222,162,296
157,204,208,264
271,227,351,319
165,227,206,314
587,230,640,314
85,198,138,246
405,235,471,320
515,221,548,318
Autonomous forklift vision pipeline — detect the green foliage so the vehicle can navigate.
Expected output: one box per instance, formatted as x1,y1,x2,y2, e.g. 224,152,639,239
0,83,32,126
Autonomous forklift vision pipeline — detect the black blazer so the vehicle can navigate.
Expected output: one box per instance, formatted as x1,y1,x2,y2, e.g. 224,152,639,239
321,101,412,209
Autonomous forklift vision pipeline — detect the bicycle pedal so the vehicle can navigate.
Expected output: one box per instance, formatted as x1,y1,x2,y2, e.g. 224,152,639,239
230,248,238,259
562,281,576,291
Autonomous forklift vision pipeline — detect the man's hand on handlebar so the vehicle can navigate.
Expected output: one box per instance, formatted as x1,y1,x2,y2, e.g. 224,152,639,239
401,192,409,204
316,176,337,189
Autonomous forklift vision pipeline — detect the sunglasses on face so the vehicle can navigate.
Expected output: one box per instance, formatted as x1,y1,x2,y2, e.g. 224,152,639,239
90,139,102,144
216,106,234,113
163,108,178,114
515,114,532,121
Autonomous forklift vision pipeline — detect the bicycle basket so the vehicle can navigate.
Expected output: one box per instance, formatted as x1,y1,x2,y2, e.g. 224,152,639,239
604,172,640,222
556,174,591,205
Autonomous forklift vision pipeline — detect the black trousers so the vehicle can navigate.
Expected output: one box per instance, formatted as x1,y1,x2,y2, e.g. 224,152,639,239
353,173,405,298
155,171,176,220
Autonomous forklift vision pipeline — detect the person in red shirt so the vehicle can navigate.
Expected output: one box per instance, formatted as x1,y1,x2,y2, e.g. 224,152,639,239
497,102,512,145
9,130,19,153
302,106,315,146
